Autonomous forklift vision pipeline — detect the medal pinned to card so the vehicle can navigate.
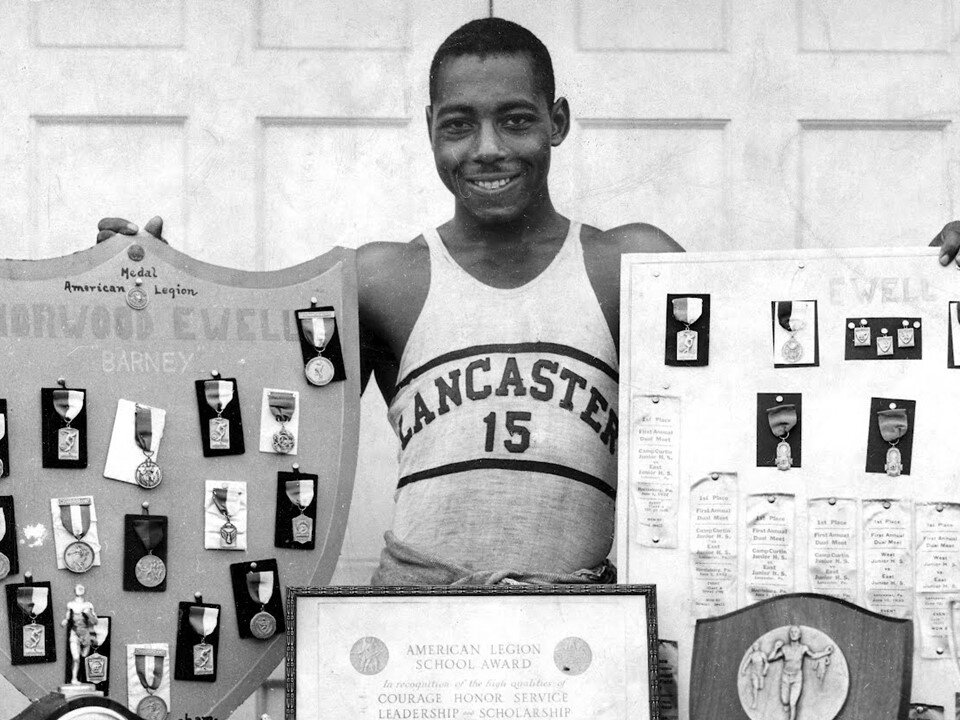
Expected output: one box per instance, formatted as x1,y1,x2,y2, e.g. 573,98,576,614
230,559,285,640
0,498,17,580
275,466,318,549
6,579,54,664
878,407,909,477
41,382,87,468
260,388,299,455
195,372,245,457
664,294,710,366
175,599,221,681
52,496,100,573
124,507,168,592
205,480,247,551
104,399,167,487
295,303,346,386
82,616,110,690
772,300,819,367
846,317,922,361
0,399,8,478
767,403,798,471
865,397,915,477
128,645,170,720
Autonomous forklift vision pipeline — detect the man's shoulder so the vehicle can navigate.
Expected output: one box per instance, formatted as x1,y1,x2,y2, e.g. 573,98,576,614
357,236,430,288
593,222,684,254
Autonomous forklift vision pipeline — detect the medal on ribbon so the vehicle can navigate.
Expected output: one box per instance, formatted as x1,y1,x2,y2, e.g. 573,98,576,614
876,328,894,356
133,517,166,588
59,498,95,573
205,380,234,450
898,319,917,348
286,479,315,545
672,298,703,362
246,570,277,640
52,388,84,461
17,586,48,657
189,606,219,676
84,619,109,684
134,648,168,720
134,405,163,489
0,410,7,477
212,486,238,547
878,408,908,477
0,507,9,580
777,301,806,363
268,391,296,454
767,404,797,471
298,309,336,386
853,319,871,347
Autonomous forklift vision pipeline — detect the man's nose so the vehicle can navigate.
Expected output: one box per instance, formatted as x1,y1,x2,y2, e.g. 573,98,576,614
473,120,507,162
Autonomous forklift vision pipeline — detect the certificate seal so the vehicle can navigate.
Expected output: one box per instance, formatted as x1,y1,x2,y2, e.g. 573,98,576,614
554,636,592,676
136,459,163,489
136,694,168,720
0,551,9,580
126,286,149,311
305,356,335,386
250,610,277,640
63,540,95,573
350,636,389,675
135,554,167,587
272,428,295,454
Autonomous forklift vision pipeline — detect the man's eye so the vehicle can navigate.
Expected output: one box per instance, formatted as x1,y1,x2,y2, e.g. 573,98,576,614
441,120,472,134
503,115,535,129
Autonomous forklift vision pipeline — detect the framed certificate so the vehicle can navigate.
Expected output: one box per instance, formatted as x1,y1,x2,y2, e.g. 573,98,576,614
288,584,659,720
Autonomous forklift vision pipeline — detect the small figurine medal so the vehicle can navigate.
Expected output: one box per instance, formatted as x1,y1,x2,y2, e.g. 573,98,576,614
878,407,909,477
59,498,95,573
299,309,336,386
767,404,798,471
204,379,234,450
52,388,84,461
268,391,297,454
672,297,702,362
134,648,168,720
134,404,162,489
777,301,805,363
17,585,48,657
212,487,238,547
286,479,315,545
247,570,277,640
189,605,219,676
133,517,166,588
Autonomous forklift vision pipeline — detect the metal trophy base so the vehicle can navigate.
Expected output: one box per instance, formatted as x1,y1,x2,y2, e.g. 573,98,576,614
58,684,103,700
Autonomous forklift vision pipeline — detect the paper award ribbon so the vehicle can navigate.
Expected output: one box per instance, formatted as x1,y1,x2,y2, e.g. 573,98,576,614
268,391,296,454
777,301,806,363
672,298,703,362
134,405,162,489
133,518,166,588
299,310,336,386
767,404,797,471
212,486,238,547
59,497,94,573
878,408,909,477
286,479,315,544
52,389,84,461
17,586,48,657
85,619,109,684
0,507,9,579
204,380,234,450
246,570,277,639
189,606,219,675
134,648,168,718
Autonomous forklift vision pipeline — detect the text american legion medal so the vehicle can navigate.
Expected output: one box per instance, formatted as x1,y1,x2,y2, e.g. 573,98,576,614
777,301,806,363
85,620,109,684
134,648,168,720
268,391,296,454
672,297,702,362
878,407,909,477
300,309,336,386
60,498,95,573
189,605,219,676
767,404,798,471
52,388,84,461
204,380,234,450
134,404,162,488
286,479,315,544
247,570,277,640
0,505,9,579
17,585,48,657
212,486,238,547
133,517,166,588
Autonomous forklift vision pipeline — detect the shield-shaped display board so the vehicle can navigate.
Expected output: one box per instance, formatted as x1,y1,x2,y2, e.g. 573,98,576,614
0,235,360,717
690,593,911,720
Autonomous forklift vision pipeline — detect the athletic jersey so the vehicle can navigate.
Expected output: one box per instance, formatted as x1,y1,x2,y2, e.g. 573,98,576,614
386,221,619,573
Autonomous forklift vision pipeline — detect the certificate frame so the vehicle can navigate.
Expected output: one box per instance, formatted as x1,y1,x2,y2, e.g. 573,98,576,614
286,584,659,720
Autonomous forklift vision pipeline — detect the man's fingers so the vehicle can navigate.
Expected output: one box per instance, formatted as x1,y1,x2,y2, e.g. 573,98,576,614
143,216,164,239
97,218,139,235
96,230,116,243
935,220,960,266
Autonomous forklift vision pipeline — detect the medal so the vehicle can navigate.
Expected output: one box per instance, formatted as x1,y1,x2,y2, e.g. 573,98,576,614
286,479,315,545
133,517,166,588
268,391,297,454
134,404,163,488
85,617,109,684
212,487,239,547
247,570,277,640
59,498,95,573
876,330,894,356
671,297,702,362
878,407,909,477
0,508,10,579
898,320,916,348
853,319,871,347
189,605,219,676
767,404,797,471
16,585,48,657
134,648,167,719
298,309,336,386
0,411,6,475
777,301,806,363
52,388,84,461
126,286,149,311
204,380,234,450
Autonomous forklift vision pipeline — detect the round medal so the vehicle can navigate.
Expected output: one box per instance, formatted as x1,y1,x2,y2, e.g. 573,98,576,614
0,551,9,580
781,337,803,363
137,694,168,720
135,554,167,587
250,610,277,640
0,458,4,476
272,427,295,454
304,355,335,386
64,540,95,573
136,458,163,489
126,286,149,311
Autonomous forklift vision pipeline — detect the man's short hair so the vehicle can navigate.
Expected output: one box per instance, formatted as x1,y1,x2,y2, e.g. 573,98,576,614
429,18,555,105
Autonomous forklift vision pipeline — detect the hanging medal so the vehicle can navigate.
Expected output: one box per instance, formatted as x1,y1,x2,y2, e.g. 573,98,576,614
134,404,163,488
246,569,277,640
52,388,84,461
853,319,871,347
672,297,702,362
878,407,909,477
287,478,315,545
876,327,894,356
189,605,219,676
84,618,109,685
17,585,49,658
777,301,806,363
59,498,95,573
767,404,798,471
268,391,297,454
205,379,234,450
0,403,8,477
0,506,9,580
134,648,168,720
0,498,16,580
133,517,166,588
898,319,917,348
212,486,238,547
297,307,337,386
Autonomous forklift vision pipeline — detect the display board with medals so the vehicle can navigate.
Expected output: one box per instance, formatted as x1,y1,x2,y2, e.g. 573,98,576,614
0,235,360,718
617,247,959,719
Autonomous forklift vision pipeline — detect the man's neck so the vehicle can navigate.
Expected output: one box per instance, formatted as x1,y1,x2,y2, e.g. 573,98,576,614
447,193,565,250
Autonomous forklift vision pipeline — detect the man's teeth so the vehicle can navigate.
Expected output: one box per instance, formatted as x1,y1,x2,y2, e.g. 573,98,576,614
472,178,512,190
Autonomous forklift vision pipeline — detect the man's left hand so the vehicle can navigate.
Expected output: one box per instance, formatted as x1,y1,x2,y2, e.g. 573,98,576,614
934,221,960,266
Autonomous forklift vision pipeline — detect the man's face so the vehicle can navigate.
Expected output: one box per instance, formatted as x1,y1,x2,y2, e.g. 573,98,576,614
427,53,568,225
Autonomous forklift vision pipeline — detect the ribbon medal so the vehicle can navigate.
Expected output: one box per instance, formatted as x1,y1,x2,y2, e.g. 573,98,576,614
0,506,9,580
876,328,894,356
85,620,109,684
189,606,219,676
299,309,336,386
247,570,277,639
212,486,239,547
777,301,806,363
133,517,166,588
59,498,95,573
878,407,909,477
268,391,297,454
767,404,798,471
134,405,162,489
0,411,6,476
17,585,48,657
134,648,168,720
672,298,703,362
52,389,84,461
286,479,315,544
205,380,234,450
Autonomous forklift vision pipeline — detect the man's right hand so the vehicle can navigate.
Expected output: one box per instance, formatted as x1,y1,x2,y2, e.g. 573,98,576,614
96,216,165,244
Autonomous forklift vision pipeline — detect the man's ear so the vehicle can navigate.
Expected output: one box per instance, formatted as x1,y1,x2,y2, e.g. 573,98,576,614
550,97,571,147
425,105,434,144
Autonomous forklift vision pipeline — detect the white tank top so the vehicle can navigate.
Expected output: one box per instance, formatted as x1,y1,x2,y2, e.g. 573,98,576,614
387,221,619,573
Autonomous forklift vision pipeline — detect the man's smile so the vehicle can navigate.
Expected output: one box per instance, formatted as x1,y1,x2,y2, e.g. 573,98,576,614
464,173,521,192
